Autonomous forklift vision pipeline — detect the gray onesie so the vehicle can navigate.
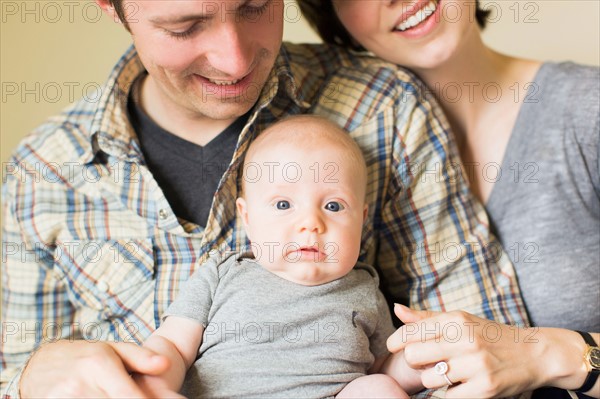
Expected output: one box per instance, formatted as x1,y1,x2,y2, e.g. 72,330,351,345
164,252,396,398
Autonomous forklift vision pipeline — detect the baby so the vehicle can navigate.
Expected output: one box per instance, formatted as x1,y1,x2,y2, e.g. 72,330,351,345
134,115,420,398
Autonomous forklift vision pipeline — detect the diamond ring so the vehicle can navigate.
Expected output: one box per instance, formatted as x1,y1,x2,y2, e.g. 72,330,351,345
434,361,454,386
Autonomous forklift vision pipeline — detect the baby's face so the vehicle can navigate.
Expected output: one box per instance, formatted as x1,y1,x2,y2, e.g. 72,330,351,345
237,132,367,286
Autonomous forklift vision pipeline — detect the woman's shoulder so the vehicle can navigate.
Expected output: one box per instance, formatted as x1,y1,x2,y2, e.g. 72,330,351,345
538,61,599,88
532,61,599,147
542,60,598,73
534,61,599,115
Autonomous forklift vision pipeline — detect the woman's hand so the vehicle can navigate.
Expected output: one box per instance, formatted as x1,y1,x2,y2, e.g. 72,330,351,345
387,304,591,398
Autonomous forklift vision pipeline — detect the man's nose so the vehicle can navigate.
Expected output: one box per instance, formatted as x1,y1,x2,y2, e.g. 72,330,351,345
205,21,255,79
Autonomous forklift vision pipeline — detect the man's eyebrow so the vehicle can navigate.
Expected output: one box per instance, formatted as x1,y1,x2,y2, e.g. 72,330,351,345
148,0,253,25
149,14,209,25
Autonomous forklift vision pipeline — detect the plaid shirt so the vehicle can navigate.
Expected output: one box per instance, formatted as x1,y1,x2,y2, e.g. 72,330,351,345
1,43,527,396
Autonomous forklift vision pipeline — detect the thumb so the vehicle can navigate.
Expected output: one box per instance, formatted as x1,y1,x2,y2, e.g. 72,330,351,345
108,342,171,375
393,303,437,324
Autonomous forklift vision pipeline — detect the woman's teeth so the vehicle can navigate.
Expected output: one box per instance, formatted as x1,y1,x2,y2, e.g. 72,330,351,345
395,0,438,32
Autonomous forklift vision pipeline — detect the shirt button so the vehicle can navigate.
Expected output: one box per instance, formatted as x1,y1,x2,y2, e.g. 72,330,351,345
158,209,168,219
97,280,109,293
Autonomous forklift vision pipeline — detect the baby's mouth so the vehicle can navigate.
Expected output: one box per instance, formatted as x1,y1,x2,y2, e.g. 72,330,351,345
285,245,326,262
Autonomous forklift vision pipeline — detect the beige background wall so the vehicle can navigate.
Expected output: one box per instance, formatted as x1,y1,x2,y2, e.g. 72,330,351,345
1,0,599,166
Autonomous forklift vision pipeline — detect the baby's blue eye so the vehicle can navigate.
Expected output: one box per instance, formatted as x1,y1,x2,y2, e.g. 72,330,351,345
276,200,291,210
325,201,344,212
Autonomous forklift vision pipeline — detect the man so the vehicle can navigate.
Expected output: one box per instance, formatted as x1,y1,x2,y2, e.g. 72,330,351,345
1,0,527,397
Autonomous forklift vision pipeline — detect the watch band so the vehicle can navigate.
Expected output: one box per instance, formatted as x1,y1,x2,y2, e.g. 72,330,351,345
575,330,600,393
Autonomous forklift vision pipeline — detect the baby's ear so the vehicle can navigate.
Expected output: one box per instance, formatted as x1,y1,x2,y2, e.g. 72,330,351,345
362,204,369,224
236,197,250,229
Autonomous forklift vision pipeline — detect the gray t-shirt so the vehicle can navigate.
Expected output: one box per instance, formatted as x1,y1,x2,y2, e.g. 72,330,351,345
486,62,600,332
164,252,396,399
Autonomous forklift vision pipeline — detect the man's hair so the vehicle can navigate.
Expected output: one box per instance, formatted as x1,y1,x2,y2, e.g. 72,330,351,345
298,0,491,52
108,0,129,27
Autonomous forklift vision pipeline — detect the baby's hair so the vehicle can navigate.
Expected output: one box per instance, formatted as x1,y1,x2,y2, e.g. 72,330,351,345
240,115,368,195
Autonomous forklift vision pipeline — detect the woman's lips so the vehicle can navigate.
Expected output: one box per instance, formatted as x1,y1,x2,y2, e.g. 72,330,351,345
392,0,443,39
394,0,440,32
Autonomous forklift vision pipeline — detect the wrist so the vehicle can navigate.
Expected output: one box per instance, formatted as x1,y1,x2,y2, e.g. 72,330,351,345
574,331,600,394
535,328,589,390
381,351,423,395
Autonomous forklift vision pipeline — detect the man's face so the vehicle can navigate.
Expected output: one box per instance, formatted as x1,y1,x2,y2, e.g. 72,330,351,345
122,0,283,121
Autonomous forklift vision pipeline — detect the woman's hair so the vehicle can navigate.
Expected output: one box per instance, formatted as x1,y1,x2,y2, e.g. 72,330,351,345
297,0,491,52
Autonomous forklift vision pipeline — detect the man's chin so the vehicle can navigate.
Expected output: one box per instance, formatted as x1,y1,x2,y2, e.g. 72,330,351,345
189,98,256,121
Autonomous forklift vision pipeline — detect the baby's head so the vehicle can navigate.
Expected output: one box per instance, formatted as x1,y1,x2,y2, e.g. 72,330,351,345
236,115,368,286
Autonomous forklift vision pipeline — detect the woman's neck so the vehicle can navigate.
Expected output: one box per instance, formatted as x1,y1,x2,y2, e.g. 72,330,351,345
415,32,513,137
412,30,542,204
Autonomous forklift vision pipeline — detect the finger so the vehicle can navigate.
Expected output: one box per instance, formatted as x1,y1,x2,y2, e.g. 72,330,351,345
95,351,151,398
387,315,448,352
403,338,468,367
108,342,171,375
445,380,486,399
101,377,148,398
421,356,486,392
393,303,438,323
388,309,477,352
420,361,459,389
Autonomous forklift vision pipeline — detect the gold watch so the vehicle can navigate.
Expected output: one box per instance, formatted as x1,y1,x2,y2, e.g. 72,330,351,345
575,330,600,393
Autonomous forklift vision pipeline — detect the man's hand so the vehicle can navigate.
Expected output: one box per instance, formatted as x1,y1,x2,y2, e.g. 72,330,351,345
132,373,187,399
20,340,170,398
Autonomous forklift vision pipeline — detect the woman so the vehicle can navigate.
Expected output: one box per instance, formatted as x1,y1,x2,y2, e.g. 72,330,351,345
298,1,600,398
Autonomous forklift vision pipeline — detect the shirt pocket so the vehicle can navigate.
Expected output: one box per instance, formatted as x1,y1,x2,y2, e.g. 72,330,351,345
53,238,155,318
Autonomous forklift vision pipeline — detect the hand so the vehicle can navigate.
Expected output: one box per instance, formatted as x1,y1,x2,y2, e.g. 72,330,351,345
132,373,187,399
20,340,170,398
387,304,545,398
